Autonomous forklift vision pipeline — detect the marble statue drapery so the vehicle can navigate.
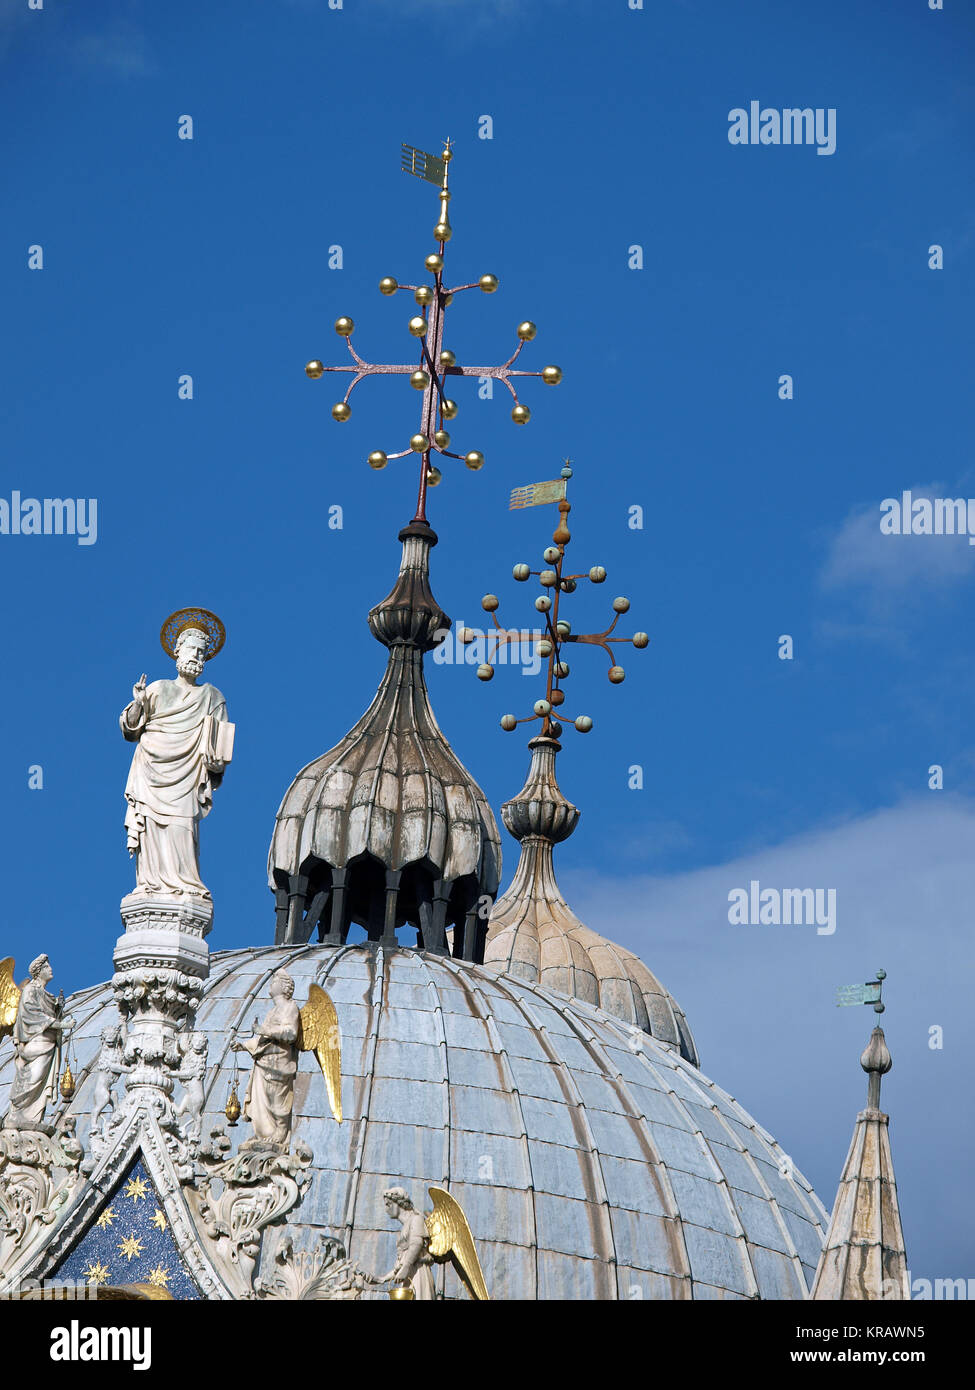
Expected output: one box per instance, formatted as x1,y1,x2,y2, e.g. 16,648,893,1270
237,994,300,1148
8,978,70,1127
121,678,228,897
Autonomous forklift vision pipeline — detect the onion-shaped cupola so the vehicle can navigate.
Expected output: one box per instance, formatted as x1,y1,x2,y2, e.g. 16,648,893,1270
273,138,562,958
483,734,698,1064
269,521,501,957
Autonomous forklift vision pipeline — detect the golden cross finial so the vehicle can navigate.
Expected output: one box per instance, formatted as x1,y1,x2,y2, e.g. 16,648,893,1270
303,143,563,524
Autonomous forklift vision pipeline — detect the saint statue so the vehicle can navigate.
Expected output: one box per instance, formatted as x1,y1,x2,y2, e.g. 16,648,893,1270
232,974,301,1149
120,608,233,898
2,955,75,1130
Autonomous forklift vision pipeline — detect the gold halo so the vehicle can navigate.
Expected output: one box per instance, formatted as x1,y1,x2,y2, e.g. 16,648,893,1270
160,608,226,661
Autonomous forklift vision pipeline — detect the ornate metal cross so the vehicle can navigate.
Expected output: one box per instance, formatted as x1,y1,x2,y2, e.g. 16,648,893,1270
466,464,650,738
305,140,562,524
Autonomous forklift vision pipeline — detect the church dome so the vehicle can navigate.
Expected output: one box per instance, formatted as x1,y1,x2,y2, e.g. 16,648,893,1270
3,944,828,1300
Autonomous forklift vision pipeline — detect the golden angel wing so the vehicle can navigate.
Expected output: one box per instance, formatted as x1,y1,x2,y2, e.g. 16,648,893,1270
0,958,20,1040
298,983,342,1123
425,1186,490,1300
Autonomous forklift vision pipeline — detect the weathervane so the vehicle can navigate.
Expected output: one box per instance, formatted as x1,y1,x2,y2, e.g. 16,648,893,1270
305,140,562,524
835,968,886,1013
835,969,892,1113
466,463,649,737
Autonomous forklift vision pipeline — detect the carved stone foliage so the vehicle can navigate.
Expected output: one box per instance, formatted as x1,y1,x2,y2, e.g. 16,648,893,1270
256,1232,367,1301
0,1124,84,1280
185,1139,314,1299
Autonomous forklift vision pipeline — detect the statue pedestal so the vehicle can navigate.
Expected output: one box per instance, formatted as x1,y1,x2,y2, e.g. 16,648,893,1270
113,893,213,1107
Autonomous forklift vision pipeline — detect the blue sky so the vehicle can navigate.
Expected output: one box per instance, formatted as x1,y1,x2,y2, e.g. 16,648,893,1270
1,0,973,1286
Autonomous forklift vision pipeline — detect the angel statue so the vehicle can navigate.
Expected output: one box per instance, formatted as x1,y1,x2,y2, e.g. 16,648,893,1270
120,608,234,899
232,975,341,1149
0,955,75,1130
374,1187,490,1301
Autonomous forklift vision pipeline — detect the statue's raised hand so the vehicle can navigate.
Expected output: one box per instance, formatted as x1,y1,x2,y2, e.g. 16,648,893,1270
132,673,148,706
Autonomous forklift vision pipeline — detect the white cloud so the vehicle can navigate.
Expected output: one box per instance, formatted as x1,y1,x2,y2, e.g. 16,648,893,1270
821,488,974,599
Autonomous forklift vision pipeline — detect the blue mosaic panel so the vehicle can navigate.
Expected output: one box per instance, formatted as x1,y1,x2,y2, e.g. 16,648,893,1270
53,1157,201,1300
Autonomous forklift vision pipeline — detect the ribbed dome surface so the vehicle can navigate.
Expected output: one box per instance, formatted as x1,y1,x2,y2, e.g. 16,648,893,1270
484,840,699,1065
5,945,828,1300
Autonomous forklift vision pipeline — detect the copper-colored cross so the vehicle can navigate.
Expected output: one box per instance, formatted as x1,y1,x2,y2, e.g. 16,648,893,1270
305,142,562,524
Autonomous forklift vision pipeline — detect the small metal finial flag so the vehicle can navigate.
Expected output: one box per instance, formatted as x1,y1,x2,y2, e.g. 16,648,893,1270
509,479,567,510
469,464,649,738
304,140,562,525
835,968,886,1012
401,142,447,186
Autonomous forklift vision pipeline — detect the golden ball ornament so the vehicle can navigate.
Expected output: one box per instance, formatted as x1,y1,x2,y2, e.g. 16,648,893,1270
511,404,531,425
434,429,451,448
479,274,499,293
443,399,459,419
408,316,427,337
331,402,351,422
305,359,325,379
410,370,430,390
516,321,537,341
379,276,398,296
425,253,444,273
542,365,562,385
426,465,442,487
368,451,388,470
410,433,430,452
464,450,484,470
334,316,354,337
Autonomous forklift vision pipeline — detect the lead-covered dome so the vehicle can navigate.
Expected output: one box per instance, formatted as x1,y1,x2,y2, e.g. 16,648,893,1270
8,944,828,1300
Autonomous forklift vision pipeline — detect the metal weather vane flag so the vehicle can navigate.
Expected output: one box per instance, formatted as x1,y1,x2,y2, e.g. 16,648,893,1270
304,140,562,523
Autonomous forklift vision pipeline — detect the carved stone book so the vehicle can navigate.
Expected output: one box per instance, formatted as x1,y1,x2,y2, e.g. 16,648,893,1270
202,714,235,765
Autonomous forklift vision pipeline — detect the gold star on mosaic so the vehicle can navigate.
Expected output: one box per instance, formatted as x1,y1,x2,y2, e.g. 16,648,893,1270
95,1206,117,1230
151,1208,166,1232
82,1260,110,1286
117,1233,144,1262
124,1176,149,1203
147,1264,171,1289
